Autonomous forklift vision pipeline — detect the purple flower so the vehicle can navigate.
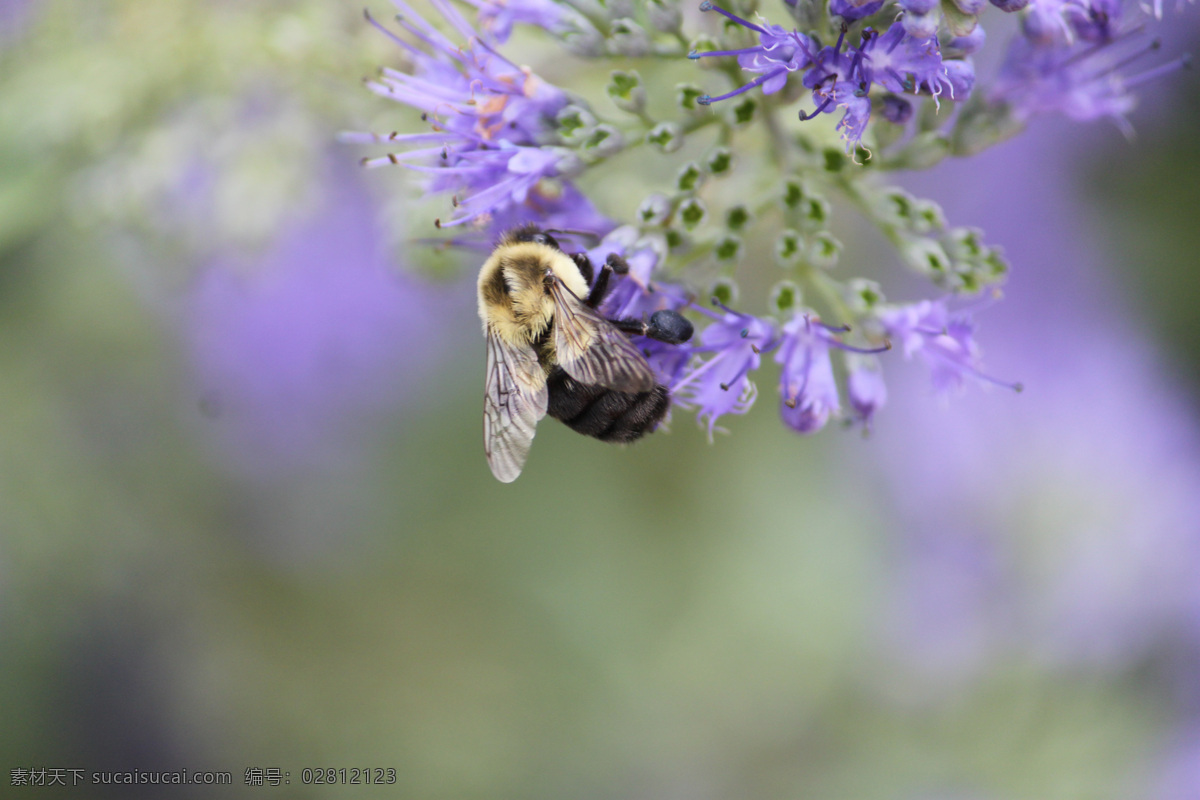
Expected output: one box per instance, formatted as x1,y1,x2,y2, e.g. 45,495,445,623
775,314,841,433
875,298,1021,394
186,161,457,475
1064,0,1124,42
825,82,873,151
671,303,776,440
483,182,614,239
774,313,893,433
345,1,583,228
592,227,691,321
943,25,987,58
846,354,888,429
880,93,915,123
1021,0,1076,44
993,34,1189,131
806,25,963,146
690,5,973,153
830,0,887,21
690,6,815,100
458,0,595,42
645,338,695,388
899,7,943,39
859,26,963,101
1023,0,1124,44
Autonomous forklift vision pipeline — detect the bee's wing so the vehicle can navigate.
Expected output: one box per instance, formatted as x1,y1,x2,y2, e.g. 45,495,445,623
550,279,656,394
484,328,548,483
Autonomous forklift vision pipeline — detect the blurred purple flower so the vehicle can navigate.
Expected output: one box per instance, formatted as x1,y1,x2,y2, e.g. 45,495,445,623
459,0,594,42
996,0,1190,132
186,161,459,475
869,102,1200,695
846,354,888,428
875,298,1021,394
1158,726,1200,800
0,0,33,43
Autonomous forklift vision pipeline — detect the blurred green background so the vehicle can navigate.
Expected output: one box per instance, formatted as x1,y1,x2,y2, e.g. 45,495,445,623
3,2,1199,798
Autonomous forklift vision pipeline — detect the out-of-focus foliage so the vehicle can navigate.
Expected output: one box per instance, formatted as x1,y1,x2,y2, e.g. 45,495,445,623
1,2,1199,799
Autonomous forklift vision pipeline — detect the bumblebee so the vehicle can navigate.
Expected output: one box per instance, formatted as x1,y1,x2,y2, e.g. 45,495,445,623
477,224,693,482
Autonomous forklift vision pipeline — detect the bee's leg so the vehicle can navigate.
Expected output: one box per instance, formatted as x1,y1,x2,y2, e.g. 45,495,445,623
607,310,693,345
583,252,631,308
569,252,594,286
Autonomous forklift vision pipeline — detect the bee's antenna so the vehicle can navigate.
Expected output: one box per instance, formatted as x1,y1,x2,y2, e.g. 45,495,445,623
543,228,602,246
410,235,493,252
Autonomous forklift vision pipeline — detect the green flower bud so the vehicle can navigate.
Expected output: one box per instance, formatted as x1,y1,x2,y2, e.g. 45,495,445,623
714,232,744,262
726,205,751,231
609,18,651,57
647,122,683,153
800,195,831,230
647,0,682,32
771,280,803,314
556,104,597,143
676,161,705,193
705,146,734,175
941,227,985,261
665,227,691,252
876,187,917,228
940,0,978,37
845,278,885,313
688,35,721,68
606,71,646,115
823,148,847,172
808,231,842,269
711,277,739,306
678,196,707,230
677,83,707,112
781,177,805,210
912,199,946,233
774,229,805,266
888,132,950,170
728,96,757,126
582,124,624,158
638,193,673,226
902,236,952,278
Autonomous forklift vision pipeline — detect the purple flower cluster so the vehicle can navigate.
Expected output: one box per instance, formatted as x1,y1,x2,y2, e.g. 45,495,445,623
655,292,1024,439
689,2,976,151
343,0,1154,446
993,0,1191,130
662,302,902,438
342,0,599,232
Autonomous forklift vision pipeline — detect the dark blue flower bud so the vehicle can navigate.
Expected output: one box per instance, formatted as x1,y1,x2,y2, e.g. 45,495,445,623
942,24,986,57
881,95,914,124
988,0,1030,10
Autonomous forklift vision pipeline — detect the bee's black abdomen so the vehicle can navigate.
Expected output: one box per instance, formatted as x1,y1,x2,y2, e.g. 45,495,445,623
546,368,670,443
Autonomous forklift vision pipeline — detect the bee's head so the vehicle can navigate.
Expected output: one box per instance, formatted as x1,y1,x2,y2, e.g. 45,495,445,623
505,223,562,252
